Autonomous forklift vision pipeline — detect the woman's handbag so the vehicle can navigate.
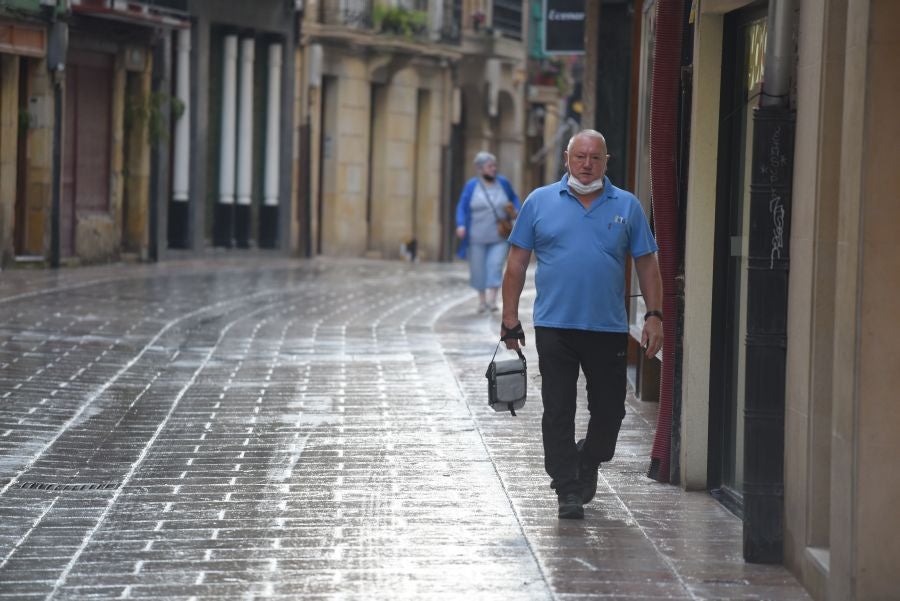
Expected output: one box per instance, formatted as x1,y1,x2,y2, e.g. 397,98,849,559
496,216,513,239
485,339,527,416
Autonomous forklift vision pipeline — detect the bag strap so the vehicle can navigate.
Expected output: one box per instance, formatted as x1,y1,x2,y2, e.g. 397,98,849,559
489,339,526,365
478,180,508,222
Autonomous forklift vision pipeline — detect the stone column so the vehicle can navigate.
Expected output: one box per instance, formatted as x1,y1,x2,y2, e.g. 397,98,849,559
235,37,255,248
169,27,191,248
214,34,238,247
260,42,282,248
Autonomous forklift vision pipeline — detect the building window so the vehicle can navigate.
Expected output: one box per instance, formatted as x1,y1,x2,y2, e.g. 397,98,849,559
493,0,522,39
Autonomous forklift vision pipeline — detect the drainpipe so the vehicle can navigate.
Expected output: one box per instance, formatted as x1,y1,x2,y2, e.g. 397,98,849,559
742,0,795,563
149,32,172,262
760,0,792,108
47,17,67,268
260,42,282,248
235,37,255,248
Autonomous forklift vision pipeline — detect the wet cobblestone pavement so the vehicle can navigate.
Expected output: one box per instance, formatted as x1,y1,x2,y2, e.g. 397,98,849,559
0,258,811,600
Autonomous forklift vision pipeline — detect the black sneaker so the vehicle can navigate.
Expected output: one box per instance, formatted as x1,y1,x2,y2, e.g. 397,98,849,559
558,493,584,519
577,438,599,504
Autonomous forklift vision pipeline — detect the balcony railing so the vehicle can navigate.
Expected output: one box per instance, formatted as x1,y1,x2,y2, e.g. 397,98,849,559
321,0,448,43
142,0,188,13
0,0,45,14
396,0,427,12
69,0,189,26
319,0,374,28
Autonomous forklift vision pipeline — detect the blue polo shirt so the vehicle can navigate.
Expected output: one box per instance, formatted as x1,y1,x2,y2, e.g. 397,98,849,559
508,175,658,332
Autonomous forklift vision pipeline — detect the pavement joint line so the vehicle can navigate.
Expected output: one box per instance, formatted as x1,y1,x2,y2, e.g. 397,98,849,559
0,495,58,570
0,285,293,498
44,295,299,600
598,469,702,600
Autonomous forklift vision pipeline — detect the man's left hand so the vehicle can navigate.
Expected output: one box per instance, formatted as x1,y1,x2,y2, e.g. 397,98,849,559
641,317,663,358
501,321,525,350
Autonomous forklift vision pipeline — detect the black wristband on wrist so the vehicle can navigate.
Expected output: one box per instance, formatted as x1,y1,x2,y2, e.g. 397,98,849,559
501,322,525,342
644,310,663,322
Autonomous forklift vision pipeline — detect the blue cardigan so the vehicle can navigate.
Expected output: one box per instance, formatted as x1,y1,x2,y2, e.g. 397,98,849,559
455,175,521,259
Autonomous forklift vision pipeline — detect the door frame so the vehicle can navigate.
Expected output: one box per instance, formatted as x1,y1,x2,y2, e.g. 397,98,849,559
707,0,768,517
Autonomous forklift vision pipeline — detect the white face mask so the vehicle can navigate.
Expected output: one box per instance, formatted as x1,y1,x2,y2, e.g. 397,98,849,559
567,175,605,195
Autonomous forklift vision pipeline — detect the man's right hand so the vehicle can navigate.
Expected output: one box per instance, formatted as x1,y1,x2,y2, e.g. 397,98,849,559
501,321,525,350
455,226,466,239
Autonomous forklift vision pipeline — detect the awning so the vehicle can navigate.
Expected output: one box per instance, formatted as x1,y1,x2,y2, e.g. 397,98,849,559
70,0,189,29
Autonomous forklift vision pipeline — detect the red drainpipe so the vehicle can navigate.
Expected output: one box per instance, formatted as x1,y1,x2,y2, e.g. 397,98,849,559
647,0,683,483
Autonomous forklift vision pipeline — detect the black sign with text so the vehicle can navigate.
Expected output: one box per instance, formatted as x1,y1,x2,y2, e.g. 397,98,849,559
543,0,585,54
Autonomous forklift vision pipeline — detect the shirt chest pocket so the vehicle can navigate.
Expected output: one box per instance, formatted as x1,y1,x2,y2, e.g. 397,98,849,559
593,221,629,254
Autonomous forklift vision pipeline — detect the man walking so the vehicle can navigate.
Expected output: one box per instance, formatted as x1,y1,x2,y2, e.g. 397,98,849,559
501,129,663,519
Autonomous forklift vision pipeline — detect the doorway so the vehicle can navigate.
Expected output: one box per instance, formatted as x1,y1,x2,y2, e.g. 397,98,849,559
62,48,114,258
316,75,336,255
12,57,31,257
708,3,768,516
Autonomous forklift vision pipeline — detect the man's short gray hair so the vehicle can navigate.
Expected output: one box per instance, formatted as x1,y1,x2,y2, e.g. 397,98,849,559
566,129,607,153
473,151,497,169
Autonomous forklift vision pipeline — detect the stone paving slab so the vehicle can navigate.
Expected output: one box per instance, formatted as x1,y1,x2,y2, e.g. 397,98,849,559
0,257,810,600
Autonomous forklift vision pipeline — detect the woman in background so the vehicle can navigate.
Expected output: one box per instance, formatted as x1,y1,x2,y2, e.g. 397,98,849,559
455,152,520,313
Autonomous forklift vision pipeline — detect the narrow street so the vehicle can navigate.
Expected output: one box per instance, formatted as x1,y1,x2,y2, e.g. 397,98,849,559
0,258,810,600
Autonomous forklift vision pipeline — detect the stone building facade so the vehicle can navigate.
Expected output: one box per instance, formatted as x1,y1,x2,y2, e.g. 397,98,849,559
593,0,900,598
299,0,527,261
0,0,187,268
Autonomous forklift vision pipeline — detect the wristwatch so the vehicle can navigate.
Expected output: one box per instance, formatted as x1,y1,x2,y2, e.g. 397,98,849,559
644,310,663,322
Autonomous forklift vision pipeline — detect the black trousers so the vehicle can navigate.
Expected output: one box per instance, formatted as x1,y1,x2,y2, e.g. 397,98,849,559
535,327,628,497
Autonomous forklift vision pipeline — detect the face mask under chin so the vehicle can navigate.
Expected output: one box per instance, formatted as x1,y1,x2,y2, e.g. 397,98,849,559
482,174,496,182
567,175,604,195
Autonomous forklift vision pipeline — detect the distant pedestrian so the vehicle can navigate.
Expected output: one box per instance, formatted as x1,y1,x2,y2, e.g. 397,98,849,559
455,151,520,313
500,130,663,519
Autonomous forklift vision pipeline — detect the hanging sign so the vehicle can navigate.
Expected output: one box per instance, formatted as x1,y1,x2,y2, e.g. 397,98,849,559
543,0,585,55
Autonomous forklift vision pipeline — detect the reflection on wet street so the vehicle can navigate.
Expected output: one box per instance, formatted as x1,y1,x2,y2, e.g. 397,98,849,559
0,258,809,600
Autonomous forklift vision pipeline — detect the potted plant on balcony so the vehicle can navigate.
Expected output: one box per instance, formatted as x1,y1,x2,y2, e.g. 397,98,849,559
373,3,427,38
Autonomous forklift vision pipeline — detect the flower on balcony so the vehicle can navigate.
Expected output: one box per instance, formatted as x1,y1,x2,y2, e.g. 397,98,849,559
472,10,486,31
527,58,575,95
